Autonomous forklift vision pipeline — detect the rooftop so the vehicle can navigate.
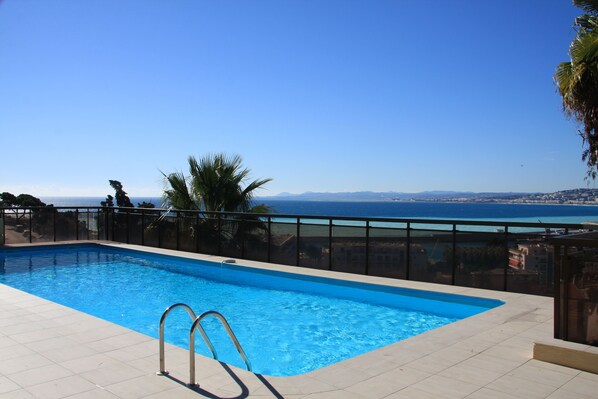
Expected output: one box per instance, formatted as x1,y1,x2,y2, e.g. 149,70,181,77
0,243,597,399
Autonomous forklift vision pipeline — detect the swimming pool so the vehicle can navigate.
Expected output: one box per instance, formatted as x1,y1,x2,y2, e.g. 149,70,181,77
0,244,503,376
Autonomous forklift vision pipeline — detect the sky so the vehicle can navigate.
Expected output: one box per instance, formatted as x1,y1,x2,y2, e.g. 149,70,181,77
0,0,591,197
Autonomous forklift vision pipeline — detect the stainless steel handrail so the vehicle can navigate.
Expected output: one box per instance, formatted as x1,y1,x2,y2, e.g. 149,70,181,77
189,310,252,386
157,303,216,375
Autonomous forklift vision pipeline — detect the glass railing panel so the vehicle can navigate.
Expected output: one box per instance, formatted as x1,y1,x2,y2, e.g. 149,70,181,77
564,245,598,345
55,210,78,241
159,215,177,250
270,219,297,266
507,230,554,296
220,218,242,259
454,229,506,291
128,212,143,245
177,213,197,253
143,214,160,247
332,223,367,275
77,210,89,240
242,218,269,262
368,225,408,279
88,211,100,240
298,220,330,270
111,212,127,243
409,228,453,284
197,214,219,255
31,208,55,243
3,210,29,244
95,209,110,241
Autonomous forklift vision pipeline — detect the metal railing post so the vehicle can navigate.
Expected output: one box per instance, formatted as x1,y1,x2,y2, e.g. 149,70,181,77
126,209,130,244
28,209,32,243
241,217,246,259
451,224,457,285
111,208,115,242
267,217,272,262
176,211,180,251
296,217,300,266
1,208,4,245
217,213,222,256
104,209,108,240
195,213,200,253
141,209,145,246
552,244,564,338
365,221,370,275
328,219,333,270
158,212,162,248
405,222,411,280
560,245,569,339
503,226,509,291
75,208,79,241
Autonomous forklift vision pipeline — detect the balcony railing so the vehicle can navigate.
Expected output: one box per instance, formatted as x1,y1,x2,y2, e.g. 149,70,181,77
1,205,592,297
552,232,598,346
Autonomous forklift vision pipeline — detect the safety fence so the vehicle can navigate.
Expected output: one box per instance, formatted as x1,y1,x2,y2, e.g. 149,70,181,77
552,232,598,346
1,206,591,297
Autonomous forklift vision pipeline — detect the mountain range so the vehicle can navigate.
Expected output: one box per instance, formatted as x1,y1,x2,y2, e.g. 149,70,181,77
258,189,598,204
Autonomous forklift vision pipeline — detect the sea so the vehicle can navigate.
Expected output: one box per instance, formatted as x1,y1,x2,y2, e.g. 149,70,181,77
39,196,598,225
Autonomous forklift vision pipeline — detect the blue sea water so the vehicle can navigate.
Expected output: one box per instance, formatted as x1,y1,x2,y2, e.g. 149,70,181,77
40,196,598,224
0,245,501,376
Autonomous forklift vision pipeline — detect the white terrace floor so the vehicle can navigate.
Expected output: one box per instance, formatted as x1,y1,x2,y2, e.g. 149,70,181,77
0,243,597,399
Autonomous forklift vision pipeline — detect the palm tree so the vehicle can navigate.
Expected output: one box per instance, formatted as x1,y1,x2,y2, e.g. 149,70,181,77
162,153,272,213
162,154,272,255
555,0,598,178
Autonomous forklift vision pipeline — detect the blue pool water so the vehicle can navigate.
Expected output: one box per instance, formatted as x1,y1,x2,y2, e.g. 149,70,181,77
0,244,502,376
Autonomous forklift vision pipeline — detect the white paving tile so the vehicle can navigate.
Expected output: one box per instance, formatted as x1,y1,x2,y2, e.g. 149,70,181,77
485,374,558,399
465,387,522,399
103,374,179,399
505,363,576,388
410,374,481,399
439,363,503,386
24,375,97,399
6,364,73,388
0,377,20,395
545,388,597,399
559,375,598,397
0,354,54,376
0,389,36,399
78,363,146,387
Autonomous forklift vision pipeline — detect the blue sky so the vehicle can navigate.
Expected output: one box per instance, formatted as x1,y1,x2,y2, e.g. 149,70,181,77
0,0,590,197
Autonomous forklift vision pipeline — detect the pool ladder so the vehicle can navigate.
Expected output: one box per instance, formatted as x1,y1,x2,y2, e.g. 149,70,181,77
158,303,252,386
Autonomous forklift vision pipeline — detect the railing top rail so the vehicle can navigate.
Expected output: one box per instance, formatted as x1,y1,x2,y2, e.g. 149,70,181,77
0,206,103,210
0,205,593,229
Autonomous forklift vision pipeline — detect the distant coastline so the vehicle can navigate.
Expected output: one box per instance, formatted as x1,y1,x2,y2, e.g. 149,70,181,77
34,195,598,225
260,188,598,206
39,188,598,208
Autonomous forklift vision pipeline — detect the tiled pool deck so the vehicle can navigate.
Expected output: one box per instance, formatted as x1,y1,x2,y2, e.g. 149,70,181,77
1,242,597,399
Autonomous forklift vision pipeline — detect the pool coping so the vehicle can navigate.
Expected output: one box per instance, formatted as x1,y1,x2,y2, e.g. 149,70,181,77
1,241,597,399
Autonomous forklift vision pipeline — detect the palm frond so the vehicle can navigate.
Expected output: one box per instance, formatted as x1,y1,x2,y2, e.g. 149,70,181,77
166,153,272,213
571,33,598,63
161,170,197,210
574,0,598,14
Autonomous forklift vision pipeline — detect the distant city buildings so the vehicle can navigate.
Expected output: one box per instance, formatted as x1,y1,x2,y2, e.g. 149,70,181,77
509,242,554,272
